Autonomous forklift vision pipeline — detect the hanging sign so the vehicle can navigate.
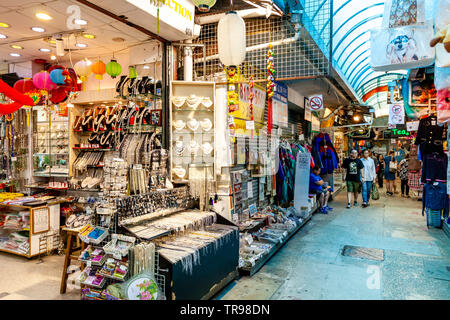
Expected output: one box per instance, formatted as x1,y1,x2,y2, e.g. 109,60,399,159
308,94,324,111
294,151,311,210
304,98,312,122
311,115,320,132
273,82,288,128
406,120,420,132
388,103,405,125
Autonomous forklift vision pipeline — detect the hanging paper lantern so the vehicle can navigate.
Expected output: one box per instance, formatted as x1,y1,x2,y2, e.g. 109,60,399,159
32,71,57,91
50,86,69,104
13,79,36,94
74,59,92,82
129,66,137,79
50,69,66,85
91,60,106,80
106,59,122,79
218,11,246,67
193,0,216,12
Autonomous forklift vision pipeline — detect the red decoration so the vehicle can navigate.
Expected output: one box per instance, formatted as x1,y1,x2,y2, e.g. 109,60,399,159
13,79,36,94
0,79,35,115
50,86,69,104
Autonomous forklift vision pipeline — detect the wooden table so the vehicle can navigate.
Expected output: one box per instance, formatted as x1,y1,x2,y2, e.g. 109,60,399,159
60,227,86,294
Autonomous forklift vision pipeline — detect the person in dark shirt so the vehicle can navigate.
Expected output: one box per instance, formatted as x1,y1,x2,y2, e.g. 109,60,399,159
342,149,364,209
309,166,333,214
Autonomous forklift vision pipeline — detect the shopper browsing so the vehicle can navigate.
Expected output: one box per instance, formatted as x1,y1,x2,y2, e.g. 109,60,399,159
309,166,333,214
384,150,397,196
343,149,364,209
398,154,410,198
377,154,384,188
360,149,376,208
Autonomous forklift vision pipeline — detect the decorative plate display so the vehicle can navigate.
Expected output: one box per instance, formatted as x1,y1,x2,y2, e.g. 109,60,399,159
123,272,161,300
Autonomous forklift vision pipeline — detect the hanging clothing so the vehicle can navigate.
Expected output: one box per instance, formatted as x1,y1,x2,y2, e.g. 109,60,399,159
421,152,448,183
415,115,447,155
312,133,339,174
398,159,409,180
422,182,449,219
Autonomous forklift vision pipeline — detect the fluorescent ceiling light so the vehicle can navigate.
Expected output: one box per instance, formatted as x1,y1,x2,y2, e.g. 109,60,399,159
74,19,88,25
35,12,53,20
10,53,21,57
0,22,10,28
39,48,51,52
76,43,88,48
31,27,46,33
11,45,23,49
0,34,6,39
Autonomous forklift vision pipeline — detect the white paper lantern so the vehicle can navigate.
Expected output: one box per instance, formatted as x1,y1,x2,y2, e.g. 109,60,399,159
217,11,246,67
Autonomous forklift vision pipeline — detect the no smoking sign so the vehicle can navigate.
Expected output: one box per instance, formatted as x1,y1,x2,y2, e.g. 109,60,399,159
308,94,323,111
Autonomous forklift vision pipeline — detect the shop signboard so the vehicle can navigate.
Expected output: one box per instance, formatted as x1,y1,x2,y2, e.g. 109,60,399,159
388,103,405,125
273,82,288,128
126,0,195,40
293,151,311,210
230,82,266,136
304,98,312,121
311,115,320,132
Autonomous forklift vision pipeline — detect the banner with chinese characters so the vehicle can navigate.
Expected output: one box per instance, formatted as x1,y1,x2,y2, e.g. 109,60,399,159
230,82,266,136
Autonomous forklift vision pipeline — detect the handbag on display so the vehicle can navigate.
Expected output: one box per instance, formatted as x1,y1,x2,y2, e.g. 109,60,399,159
372,183,380,200
389,159,398,173
408,145,422,171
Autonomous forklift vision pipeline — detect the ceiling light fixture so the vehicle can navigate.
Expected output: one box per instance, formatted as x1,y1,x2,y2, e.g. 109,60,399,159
143,65,150,69
74,19,88,25
50,54,56,60
11,45,23,50
0,34,6,39
82,33,95,39
10,53,21,57
76,43,88,48
0,23,10,28
39,48,51,52
35,12,53,21
31,27,45,33
353,115,360,122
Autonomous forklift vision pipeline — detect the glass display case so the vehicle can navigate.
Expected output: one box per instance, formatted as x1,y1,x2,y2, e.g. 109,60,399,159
33,107,70,179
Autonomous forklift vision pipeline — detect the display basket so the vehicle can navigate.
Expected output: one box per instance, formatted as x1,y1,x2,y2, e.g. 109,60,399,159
103,234,136,258
426,208,442,228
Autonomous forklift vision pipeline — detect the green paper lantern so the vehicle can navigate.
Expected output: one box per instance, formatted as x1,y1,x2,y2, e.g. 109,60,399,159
106,59,122,79
193,0,216,12
129,66,137,79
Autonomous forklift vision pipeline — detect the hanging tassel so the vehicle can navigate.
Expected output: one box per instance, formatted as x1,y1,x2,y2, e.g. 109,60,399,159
157,8,160,34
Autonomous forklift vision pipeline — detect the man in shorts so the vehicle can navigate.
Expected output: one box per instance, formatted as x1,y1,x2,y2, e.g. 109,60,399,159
309,166,333,214
342,149,364,209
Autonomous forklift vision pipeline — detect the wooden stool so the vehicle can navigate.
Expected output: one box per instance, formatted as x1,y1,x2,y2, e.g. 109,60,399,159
60,227,86,294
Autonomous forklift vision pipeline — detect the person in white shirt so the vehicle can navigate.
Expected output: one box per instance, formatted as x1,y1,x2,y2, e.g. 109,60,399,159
360,149,377,208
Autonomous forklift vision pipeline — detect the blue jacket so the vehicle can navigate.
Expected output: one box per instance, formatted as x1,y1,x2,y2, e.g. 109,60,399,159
422,182,449,219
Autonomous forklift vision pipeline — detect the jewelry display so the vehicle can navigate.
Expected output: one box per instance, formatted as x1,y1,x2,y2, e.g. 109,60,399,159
200,118,213,132
187,118,200,131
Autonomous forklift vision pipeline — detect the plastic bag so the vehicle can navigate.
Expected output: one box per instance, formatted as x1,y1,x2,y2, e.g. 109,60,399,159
382,0,426,28
371,23,435,71
372,183,380,200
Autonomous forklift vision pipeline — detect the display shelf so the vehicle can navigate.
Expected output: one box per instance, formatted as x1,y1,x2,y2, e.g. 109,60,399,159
239,214,313,276
0,202,60,258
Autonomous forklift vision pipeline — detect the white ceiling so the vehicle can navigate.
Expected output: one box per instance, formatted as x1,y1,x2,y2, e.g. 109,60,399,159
0,0,153,65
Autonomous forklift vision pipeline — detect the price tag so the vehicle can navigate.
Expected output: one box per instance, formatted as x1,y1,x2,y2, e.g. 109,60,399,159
246,120,255,130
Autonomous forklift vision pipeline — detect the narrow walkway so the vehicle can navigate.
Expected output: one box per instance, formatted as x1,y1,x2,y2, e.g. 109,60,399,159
219,192,450,300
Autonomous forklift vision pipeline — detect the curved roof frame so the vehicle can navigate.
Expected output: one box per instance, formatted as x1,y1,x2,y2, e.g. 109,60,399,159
327,0,406,113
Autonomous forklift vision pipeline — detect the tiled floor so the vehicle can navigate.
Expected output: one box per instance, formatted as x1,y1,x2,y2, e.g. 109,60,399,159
219,191,450,300
0,190,449,300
